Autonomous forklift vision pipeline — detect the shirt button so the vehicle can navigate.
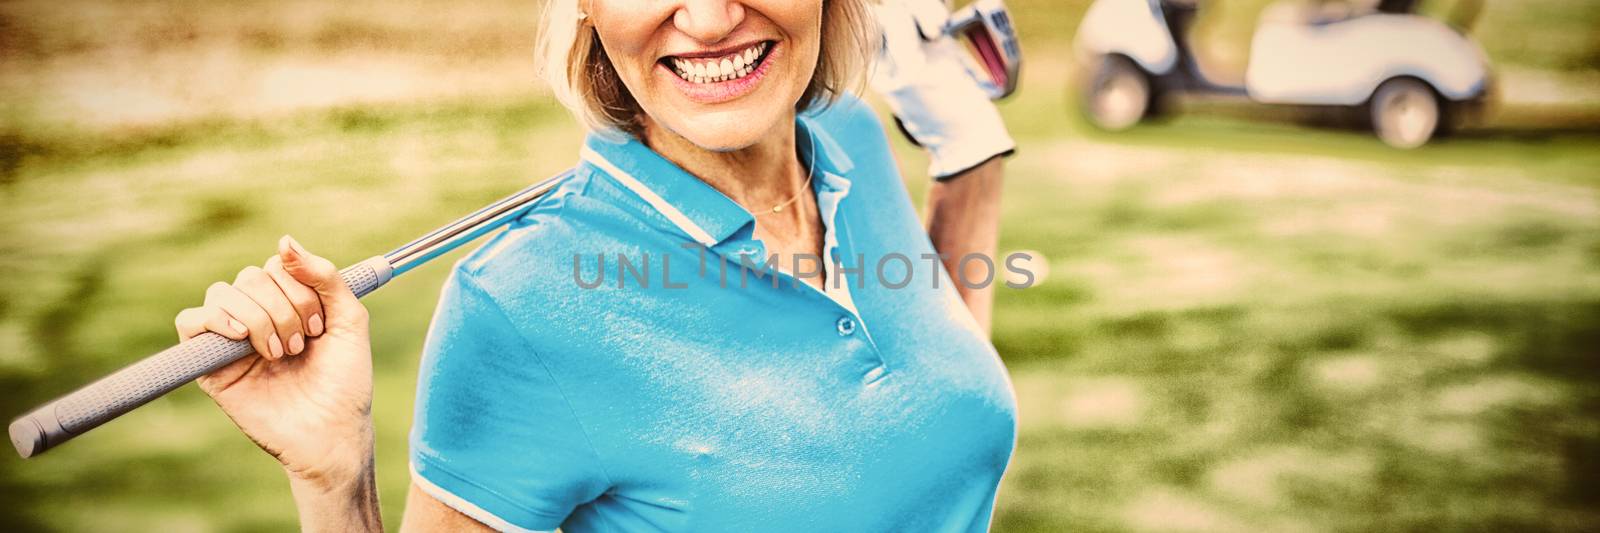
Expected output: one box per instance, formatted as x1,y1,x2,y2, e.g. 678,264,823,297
836,316,857,336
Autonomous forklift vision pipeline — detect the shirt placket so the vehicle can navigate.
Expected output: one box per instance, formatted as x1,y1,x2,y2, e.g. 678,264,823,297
723,169,888,385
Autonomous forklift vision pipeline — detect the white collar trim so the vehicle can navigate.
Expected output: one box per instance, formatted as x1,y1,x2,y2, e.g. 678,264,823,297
581,145,718,247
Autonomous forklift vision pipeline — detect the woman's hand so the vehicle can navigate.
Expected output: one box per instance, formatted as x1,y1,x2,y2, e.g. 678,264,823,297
870,0,1015,179
174,235,374,488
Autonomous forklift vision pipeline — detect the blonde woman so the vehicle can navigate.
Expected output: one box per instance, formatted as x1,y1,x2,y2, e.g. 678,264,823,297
173,0,1019,530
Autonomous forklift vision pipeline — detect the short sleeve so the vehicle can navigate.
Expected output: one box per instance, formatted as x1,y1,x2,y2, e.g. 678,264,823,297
409,267,610,532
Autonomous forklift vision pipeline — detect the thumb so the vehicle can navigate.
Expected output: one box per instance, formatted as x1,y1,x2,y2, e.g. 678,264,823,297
277,235,364,317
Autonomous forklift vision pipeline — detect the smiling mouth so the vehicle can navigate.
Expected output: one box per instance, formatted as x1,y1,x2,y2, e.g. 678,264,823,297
660,41,774,85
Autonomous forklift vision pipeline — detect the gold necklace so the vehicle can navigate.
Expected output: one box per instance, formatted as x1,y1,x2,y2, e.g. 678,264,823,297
754,171,815,216
754,134,820,217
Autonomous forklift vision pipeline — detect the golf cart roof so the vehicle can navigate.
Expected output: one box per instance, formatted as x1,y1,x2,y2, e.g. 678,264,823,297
1256,0,1483,30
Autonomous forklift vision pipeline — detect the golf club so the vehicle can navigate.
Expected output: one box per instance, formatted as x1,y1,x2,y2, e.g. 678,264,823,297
9,171,569,458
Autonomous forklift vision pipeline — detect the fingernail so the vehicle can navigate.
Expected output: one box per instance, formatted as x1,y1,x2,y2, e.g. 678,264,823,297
278,237,299,262
268,333,284,359
285,235,309,257
228,319,249,336
308,314,324,336
288,332,305,355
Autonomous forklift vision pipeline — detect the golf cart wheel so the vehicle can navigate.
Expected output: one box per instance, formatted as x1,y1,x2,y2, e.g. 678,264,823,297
1084,55,1152,131
1370,77,1440,149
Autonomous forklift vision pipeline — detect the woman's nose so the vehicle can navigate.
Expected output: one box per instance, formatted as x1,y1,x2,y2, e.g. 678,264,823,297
673,0,746,43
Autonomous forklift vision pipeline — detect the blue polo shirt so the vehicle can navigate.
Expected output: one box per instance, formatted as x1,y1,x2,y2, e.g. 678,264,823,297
409,95,1017,532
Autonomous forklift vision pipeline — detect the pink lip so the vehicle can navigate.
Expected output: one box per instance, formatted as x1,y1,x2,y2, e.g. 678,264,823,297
659,41,778,106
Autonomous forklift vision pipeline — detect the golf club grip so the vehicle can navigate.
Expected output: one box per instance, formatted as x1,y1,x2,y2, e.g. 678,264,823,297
9,256,393,458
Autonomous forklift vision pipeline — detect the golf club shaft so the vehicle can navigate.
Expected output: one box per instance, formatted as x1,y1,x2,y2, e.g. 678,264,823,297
9,172,569,459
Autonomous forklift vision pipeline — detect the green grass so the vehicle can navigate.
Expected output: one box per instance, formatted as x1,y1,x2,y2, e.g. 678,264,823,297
3,0,1600,530
2,87,1597,531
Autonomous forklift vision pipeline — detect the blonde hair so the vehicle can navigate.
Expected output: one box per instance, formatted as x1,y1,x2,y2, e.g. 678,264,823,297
536,0,877,137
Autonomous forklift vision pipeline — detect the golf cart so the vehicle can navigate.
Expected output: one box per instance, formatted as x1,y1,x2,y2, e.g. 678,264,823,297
1074,0,1491,148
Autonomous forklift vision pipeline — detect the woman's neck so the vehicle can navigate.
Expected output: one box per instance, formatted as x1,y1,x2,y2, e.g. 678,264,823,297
638,115,808,215
637,114,826,289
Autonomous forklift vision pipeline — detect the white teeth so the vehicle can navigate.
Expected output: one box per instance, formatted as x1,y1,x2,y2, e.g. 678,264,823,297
671,42,768,84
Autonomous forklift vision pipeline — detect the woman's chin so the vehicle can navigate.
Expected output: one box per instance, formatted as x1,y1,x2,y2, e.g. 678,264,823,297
663,112,787,153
